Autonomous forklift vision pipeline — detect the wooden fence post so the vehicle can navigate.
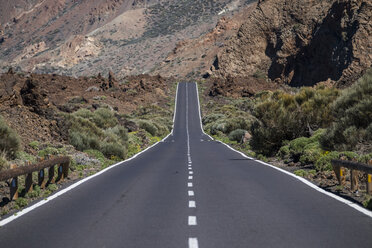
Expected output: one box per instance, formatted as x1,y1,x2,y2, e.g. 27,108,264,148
25,173,33,193
62,162,69,178
333,164,345,186
38,169,46,189
25,161,33,193
57,164,64,182
367,160,372,195
9,164,18,200
350,170,359,192
48,165,55,184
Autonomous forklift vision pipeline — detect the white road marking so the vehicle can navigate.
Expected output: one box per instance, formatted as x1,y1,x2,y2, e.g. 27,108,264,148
189,201,196,208
188,190,194,196
189,161,192,164
188,167,192,171
189,238,199,248
188,182,193,187
189,176,193,180
188,216,197,225
189,171,193,174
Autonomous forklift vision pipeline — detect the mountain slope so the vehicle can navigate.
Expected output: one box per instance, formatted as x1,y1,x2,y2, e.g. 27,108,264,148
212,0,372,88
0,0,255,77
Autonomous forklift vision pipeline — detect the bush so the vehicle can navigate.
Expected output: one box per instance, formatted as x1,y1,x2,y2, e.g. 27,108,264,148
0,152,8,171
29,141,40,150
73,108,94,119
250,88,338,156
38,147,60,157
92,108,118,129
314,151,340,171
138,120,158,136
101,142,126,159
15,197,28,208
321,69,372,152
0,115,21,158
277,129,325,166
26,185,41,198
110,126,128,144
228,129,247,143
202,113,224,125
69,131,100,151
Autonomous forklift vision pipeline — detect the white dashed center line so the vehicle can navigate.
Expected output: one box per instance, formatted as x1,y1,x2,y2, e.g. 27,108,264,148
189,171,193,174
189,201,196,208
188,190,194,196
189,238,199,248
188,182,193,187
188,216,197,225
189,176,193,180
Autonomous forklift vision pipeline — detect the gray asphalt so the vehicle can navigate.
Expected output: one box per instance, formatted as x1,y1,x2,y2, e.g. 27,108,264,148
1,82,372,247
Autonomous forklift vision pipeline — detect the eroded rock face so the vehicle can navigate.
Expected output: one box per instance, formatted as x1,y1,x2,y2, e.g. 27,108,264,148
214,0,372,87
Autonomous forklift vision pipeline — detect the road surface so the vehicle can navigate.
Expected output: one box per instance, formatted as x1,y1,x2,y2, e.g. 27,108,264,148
1,82,372,247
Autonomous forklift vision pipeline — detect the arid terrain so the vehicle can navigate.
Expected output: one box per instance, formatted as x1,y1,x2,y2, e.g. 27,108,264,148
0,0,255,78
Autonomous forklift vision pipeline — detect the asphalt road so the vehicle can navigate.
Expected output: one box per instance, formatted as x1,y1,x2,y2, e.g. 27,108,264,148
1,82,372,248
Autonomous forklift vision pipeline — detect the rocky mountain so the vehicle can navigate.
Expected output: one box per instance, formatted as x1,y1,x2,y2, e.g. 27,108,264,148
154,0,371,94
0,0,255,77
214,0,371,88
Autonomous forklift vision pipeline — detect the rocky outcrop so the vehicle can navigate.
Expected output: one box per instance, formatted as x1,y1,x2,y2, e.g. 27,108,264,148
213,0,372,87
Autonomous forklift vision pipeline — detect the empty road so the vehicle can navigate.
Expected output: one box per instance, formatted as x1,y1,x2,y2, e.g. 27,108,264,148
1,82,372,247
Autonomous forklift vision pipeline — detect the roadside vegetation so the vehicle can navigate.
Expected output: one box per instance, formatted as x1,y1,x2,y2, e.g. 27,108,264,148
200,69,372,208
0,82,176,217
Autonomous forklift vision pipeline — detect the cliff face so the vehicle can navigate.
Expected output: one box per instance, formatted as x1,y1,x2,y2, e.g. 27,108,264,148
213,0,372,87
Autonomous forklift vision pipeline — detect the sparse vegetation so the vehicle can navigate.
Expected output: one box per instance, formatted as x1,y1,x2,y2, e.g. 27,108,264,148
320,69,372,153
0,115,21,159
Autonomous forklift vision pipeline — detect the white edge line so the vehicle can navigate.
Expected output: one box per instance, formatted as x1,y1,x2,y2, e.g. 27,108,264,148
195,82,214,140
171,83,179,135
0,83,181,227
195,82,372,218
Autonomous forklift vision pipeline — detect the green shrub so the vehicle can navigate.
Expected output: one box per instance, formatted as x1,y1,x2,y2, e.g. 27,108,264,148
29,141,40,150
66,115,104,138
26,185,41,198
47,184,58,192
228,129,247,143
100,142,126,159
15,197,28,208
250,88,338,155
277,145,290,159
294,169,316,177
202,113,225,125
138,120,158,136
358,153,372,164
127,132,142,158
321,69,372,152
38,147,60,157
92,108,118,129
314,151,340,171
256,154,268,162
0,152,8,171
73,108,94,119
69,131,100,151
16,151,36,163
110,126,128,143
0,115,21,158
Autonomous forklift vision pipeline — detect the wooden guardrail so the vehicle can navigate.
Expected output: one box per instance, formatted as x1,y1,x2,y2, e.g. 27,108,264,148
331,159,372,194
0,156,70,200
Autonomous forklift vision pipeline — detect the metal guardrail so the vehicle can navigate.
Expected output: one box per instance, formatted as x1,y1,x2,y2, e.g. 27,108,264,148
331,159,372,194
0,156,70,200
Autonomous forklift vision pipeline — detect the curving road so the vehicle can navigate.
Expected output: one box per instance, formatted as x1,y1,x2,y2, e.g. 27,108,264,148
1,82,372,247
